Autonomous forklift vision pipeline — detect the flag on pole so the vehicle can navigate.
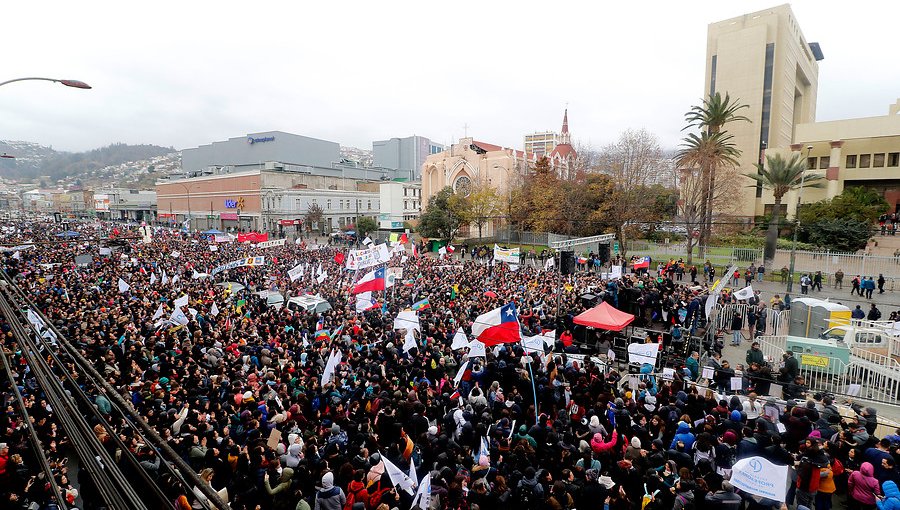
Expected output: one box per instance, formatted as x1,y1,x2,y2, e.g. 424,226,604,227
321,349,342,387
352,267,386,294
210,303,219,317
152,304,165,320
330,325,344,341
411,298,430,311
411,473,431,510
381,454,416,495
355,292,376,312
471,303,521,346
545,256,555,270
161,270,169,286
466,339,486,358
453,360,470,386
634,256,651,269
363,236,373,246
315,330,330,342
451,328,469,350
733,285,754,301
399,233,409,244
170,307,189,326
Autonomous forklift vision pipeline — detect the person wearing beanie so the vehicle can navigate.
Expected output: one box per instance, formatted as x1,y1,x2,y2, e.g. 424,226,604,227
314,471,346,510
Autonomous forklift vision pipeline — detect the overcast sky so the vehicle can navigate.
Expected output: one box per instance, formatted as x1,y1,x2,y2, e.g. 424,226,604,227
1,1,897,154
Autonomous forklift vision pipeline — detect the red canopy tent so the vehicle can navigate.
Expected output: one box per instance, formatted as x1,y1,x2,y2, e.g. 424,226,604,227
572,302,635,331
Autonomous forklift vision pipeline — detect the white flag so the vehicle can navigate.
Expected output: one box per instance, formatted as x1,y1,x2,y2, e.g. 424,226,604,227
210,303,219,317
316,263,323,276
170,307,189,326
356,292,375,313
730,456,789,502
288,263,305,282
171,251,181,259
466,339,486,358
150,272,157,285
453,360,470,386
733,285,754,301
385,267,403,289
152,304,165,320
321,349,342,387
192,270,210,280
172,274,180,286
381,455,415,495
316,272,327,284
174,294,189,309
393,310,420,333
410,473,431,510
402,328,417,353
363,236,373,246
451,328,469,350
704,293,718,318
188,308,199,318
545,256,555,270
409,456,418,491
118,278,130,293
161,271,169,286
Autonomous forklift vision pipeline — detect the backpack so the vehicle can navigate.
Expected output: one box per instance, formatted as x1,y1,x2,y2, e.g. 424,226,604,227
517,479,541,510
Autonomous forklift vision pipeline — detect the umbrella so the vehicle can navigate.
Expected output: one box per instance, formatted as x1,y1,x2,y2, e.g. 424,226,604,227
483,291,497,298
202,229,224,235
55,231,81,238
215,281,246,293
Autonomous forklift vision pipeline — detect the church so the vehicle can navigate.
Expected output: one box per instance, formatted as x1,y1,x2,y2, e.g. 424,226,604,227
420,110,578,238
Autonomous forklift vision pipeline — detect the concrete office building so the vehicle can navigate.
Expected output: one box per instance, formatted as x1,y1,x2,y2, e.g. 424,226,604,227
524,131,558,158
372,136,445,180
181,131,342,176
378,181,421,231
95,189,157,223
770,99,900,217
705,4,823,219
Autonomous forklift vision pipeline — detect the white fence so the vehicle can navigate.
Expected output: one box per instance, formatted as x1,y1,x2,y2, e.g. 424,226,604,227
755,334,900,405
711,304,790,336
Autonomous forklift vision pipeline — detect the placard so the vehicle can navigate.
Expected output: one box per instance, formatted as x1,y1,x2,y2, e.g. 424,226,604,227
257,239,286,249
730,377,743,391
627,342,659,366
701,367,715,380
493,244,520,264
662,368,675,380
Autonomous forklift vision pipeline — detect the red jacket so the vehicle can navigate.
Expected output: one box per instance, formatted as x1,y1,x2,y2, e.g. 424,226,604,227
590,430,618,454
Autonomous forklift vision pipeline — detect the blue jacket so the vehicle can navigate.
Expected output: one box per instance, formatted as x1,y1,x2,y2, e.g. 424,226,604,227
670,422,696,450
877,481,900,510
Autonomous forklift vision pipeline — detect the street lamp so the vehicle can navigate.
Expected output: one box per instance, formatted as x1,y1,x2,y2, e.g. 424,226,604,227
786,145,814,293
170,182,194,231
0,77,91,89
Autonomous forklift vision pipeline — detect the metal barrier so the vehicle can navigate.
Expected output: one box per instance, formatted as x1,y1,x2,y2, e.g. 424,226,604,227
755,334,900,405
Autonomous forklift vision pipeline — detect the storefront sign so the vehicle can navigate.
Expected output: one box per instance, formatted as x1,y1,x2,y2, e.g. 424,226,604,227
220,212,238,221
247,136,275,144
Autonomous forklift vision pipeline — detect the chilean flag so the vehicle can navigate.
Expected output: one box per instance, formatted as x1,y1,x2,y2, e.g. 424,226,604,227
472,303,521,346
352,267,386,294
634,256,651,269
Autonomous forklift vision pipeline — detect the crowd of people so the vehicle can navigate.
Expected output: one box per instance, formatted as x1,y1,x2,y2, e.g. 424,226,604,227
0,220,899,510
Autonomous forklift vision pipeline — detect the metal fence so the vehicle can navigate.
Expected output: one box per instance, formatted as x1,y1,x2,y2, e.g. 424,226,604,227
710,304,791,337
626,241,900,284
756,334,900,405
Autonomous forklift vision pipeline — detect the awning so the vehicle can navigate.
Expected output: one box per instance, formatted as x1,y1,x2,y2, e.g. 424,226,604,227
572,301,635,331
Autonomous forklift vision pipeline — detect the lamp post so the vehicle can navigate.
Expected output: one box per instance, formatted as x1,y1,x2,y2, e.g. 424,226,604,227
0,77,91,89
170,182,194,231
786,145,814,293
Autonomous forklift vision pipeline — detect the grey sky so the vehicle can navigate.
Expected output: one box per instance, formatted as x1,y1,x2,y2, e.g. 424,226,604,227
1,1,897,154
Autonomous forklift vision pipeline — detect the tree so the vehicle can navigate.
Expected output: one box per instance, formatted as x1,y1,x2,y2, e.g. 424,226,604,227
451,182,502,238
798,186,888,226
511,157,567,234
418,186,462,241
743,153,823,269
565,173,615,237
306,202,324,232
601,129,666,257
803,218,872,252
356,216,377,238
681,92,750,254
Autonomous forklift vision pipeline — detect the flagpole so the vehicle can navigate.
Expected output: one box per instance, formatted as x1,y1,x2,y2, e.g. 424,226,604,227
526,353,539,426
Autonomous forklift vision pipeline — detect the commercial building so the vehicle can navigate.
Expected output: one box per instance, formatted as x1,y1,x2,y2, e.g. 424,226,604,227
378,181,421,231
95,189,157,222
524,131,558,158
372,136,445,180
770,100,900,217
181,131,341,176
704,4,822,219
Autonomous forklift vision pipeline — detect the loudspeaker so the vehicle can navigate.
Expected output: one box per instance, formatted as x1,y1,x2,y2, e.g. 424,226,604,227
561,251,576,275
598,243,610,265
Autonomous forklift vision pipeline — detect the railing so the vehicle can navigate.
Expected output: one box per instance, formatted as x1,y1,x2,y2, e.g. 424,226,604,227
755,334,900,405
709,304,789,336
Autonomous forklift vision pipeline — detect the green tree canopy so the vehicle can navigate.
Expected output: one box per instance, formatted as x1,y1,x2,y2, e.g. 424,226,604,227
418,186,462,241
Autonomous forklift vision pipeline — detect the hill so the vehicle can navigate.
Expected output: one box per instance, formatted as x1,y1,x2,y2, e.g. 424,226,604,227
0,141,176,185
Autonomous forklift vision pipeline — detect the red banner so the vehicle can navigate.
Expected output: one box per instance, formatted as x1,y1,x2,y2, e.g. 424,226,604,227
279,219,301,226
237,232,269,243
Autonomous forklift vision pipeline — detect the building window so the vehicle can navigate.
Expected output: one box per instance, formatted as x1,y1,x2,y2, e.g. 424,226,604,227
889,153,899,167
403,188,408,196
807,157,817,170
846,155,857,168
326,200,331,210
873,153,885,167
818,156,830,169
367,201,371,210
860,154,871,168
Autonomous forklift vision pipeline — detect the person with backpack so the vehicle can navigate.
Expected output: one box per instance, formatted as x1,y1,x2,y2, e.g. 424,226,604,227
314,472,346,510
516,466,545,510
343,470,368,510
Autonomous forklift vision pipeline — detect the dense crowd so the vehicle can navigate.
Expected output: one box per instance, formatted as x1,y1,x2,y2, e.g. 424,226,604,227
1,221,899,510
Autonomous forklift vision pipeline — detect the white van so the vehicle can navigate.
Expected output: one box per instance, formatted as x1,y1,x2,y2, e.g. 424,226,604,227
286,295,332,314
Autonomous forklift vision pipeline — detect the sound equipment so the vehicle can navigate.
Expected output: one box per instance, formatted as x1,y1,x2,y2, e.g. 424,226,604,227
561,251,576,275
598,243,610,265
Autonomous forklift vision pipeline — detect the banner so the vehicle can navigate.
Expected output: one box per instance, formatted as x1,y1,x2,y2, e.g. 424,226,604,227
256,238,286,249
210,256,266,276
288,263,305,282
493,244,520,264
710,265,738,295
730,456,789,502
345,246,382,271
237,232,269,243
627,342,659,366
214,234,234,243
602,266,623,280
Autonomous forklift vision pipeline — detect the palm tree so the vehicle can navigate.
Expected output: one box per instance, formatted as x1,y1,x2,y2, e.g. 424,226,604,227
675,131,741,259
682,92,750,253
744,153,824,270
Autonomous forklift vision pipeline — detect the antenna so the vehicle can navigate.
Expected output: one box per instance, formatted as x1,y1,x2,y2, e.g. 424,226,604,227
463,123,469,138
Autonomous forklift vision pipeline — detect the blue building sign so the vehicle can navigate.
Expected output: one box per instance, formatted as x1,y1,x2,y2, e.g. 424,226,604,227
247,136,275,145
225,199,238,209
